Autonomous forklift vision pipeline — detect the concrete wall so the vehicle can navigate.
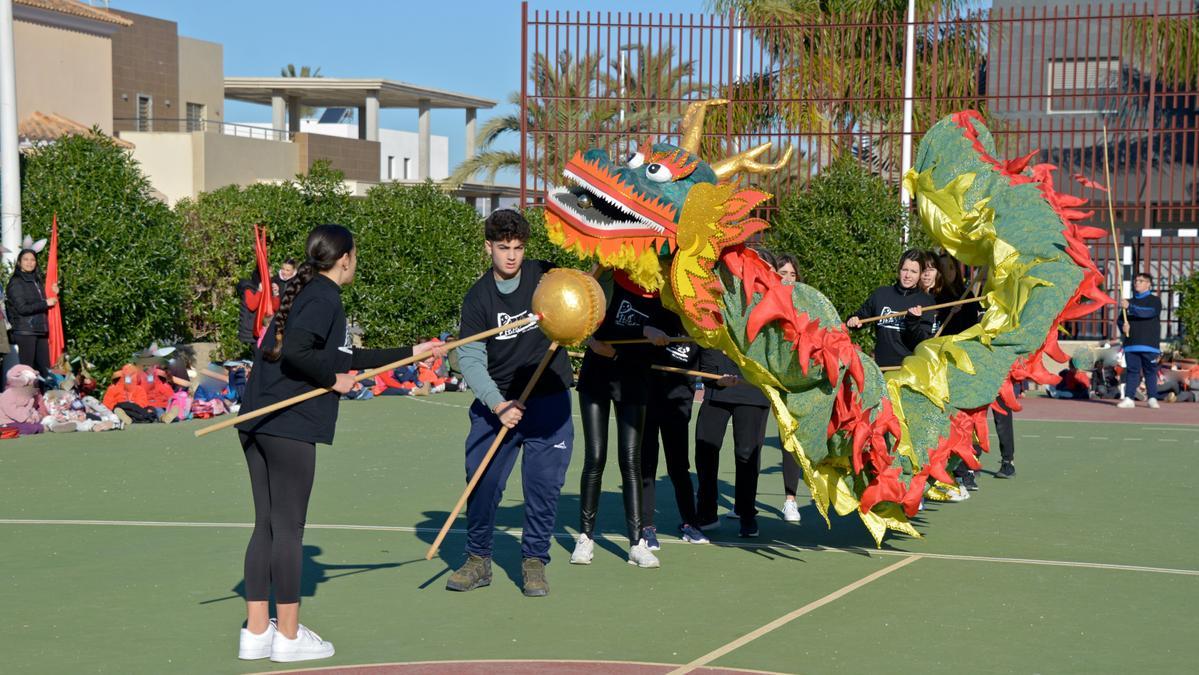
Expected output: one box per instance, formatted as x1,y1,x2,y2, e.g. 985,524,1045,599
122,132,298,205
295,133,381,182
200,132,299,193
110,10,179,133
297,121,449,180
178,37,224,125
121,131,198,204
13,19,113,132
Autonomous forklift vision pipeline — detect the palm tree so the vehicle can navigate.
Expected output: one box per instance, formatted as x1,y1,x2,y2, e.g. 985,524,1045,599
450,47,709,187
280,64,324,119
707,0,985,183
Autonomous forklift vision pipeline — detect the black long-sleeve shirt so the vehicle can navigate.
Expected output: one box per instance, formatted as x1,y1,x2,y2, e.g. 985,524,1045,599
852,283,935,368
238,275,411,444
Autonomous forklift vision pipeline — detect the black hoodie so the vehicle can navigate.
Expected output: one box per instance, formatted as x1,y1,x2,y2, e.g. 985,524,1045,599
852,283,935,368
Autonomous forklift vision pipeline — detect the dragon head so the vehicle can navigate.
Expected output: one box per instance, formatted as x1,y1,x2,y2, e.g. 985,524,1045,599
545,99,793,329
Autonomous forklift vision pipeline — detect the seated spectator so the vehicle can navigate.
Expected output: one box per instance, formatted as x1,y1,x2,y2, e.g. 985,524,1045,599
103,365,158,424
0,365,49,435
1047,351,1095,399
143,366,176,415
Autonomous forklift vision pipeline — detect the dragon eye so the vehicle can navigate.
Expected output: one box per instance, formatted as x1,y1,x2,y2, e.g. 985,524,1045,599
625,151,645,169
645,163,673,182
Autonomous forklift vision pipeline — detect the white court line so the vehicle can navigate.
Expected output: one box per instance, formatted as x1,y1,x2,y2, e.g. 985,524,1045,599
3,518,1196,577
1054,435,1075,439
666,556,922,675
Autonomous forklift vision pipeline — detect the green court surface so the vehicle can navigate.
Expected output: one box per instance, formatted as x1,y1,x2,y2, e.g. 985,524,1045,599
2,392,1196,674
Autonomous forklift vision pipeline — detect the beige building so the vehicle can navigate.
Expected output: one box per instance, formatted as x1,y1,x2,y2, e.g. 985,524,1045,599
12,0,129,134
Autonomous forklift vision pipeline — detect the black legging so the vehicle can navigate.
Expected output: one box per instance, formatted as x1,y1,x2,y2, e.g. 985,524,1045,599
239,431,316,604
640,389,697,528
578,390,645,544
695,399,769,523
14,334,50,377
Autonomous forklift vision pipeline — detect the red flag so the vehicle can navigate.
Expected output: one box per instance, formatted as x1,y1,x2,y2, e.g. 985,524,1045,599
247,225,274,339
46,214,65,365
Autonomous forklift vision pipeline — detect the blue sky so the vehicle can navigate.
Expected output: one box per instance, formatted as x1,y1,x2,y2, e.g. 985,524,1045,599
109,0,709,184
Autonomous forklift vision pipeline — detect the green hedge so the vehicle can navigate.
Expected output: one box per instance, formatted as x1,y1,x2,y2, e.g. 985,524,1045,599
174,162,356,360
765,156,923,351
19,132,185,376
1174,271,1199,357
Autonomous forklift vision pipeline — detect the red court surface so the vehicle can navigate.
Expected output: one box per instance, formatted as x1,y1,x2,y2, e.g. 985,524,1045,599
1013,394,1198,426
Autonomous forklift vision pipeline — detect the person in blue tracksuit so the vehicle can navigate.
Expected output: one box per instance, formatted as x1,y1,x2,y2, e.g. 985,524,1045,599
1118,272,1163,410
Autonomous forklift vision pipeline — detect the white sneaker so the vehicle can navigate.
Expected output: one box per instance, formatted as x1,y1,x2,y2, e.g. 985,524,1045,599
782,499,801,523
1147,397,1160,409
1117,398,1135,409
269,624,335,663
238,619,276,660
570,533,594,565
628,539,661,568
946,486,970,502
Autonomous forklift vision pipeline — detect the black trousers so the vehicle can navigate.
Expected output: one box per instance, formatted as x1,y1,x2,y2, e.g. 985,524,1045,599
239,431,316,604
14,333,50,377
578,390,646,544
782,450,802,497
695,399,769,523
639,389,697,528
955,397,1016,478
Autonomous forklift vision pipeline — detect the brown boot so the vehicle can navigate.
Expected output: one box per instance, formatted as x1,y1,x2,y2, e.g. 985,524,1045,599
521,558,549,597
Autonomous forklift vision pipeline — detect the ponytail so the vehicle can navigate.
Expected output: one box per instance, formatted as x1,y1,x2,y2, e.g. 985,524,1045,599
262,224,355,362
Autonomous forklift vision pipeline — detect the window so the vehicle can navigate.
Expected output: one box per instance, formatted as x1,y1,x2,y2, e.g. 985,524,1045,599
1047,58,1120,114
387,155,396,180
186,103,205,132
136,94,152,131
403,157,411,180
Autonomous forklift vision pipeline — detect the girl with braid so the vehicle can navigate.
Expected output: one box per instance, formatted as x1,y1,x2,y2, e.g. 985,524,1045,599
234,224,441,663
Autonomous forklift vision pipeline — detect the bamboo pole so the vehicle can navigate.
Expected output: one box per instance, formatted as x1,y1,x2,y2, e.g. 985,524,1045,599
855,296,984,325
194,314,539,438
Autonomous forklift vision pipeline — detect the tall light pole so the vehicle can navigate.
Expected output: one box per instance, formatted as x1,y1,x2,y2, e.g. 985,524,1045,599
899,0,916,243
0,0,21,266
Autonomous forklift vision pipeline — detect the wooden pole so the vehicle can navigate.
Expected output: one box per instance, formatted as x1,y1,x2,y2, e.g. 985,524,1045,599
856,296,984,325
1101,122,1131,331
425,341,560,560
194,314,539,438
603,336,695,346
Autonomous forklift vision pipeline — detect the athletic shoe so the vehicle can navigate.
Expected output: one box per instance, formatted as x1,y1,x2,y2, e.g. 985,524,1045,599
641,526,660,551
161,406,179,424
114,408,133,427
679,524,710,544
1166,392,1178,403
628,539,661,568
697,519,721,532
996,462,1016,479
521,558,549,597
918,498,925,512
1148,397,1160,409
445,554,492,591
782,499,801,523
269,623,334,663
238,618,276,660
946,486,970,502
962,472,979,491
1117,398,1135,409
738,517,759,538
48,421,76,433
725,510,740,520
570,533,594,565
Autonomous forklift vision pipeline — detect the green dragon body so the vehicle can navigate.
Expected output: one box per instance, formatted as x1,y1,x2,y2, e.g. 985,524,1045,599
545,101,1111,543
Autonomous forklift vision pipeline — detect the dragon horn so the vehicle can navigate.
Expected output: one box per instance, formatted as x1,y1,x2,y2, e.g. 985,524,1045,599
712,143,794,180
678,98,728,155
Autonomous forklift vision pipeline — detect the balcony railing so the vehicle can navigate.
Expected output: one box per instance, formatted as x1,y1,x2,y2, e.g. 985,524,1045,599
113,118,291,142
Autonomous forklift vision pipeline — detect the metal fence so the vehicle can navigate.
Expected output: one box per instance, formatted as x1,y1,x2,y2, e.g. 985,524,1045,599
519,1,1198,340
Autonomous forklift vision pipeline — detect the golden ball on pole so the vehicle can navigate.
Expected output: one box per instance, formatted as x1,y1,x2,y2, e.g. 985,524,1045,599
531,268,605,346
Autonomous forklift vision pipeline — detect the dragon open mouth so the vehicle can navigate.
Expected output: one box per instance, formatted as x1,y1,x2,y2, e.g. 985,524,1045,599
545,152,678,240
